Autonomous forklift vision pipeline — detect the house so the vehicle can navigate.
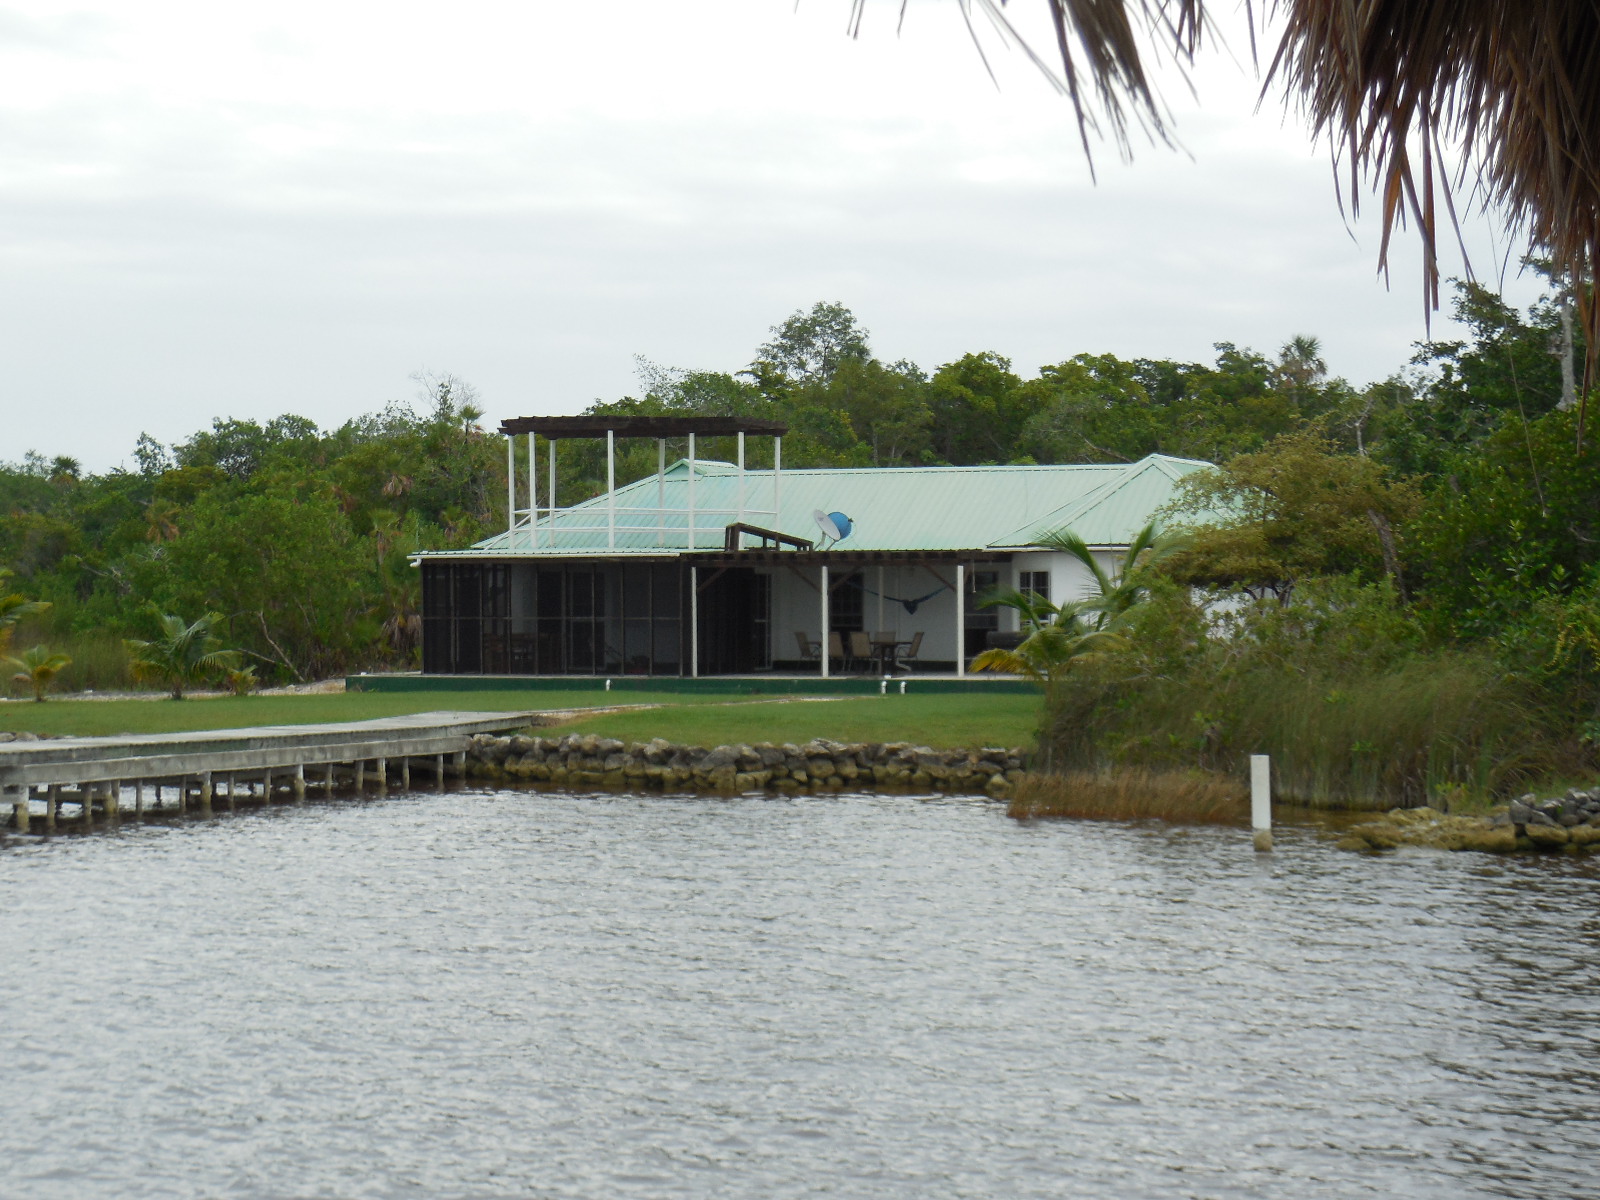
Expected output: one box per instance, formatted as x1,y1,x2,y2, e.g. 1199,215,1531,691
415,415,1212,677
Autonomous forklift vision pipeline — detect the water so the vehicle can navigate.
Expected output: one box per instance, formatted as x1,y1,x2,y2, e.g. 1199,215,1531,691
2,790,1598,1199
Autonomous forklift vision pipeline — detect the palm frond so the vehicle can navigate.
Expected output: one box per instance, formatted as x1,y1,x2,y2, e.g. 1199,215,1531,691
909,2,1600,437
1035,527,1113,594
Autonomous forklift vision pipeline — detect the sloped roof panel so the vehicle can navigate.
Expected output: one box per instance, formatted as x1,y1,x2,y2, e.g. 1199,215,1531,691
452,454,1212,556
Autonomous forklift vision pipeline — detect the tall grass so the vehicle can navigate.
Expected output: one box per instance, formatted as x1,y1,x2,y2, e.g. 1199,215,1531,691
1048,649,1573,809
1033,578,1593,810
1009,769,1246,823
2,624,142,695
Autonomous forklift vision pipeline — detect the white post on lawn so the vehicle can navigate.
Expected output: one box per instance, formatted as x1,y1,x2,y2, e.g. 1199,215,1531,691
820,563,830,680
955,562,966,676
687,432,697,550
606,429,616,550
1251,754,1273,852
505,434,516,539
690,566,700,678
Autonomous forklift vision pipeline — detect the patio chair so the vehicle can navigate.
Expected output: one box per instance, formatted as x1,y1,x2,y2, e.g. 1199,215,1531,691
891,630,924,674
849,631,874,674
793,630,821,664
827,631,846,673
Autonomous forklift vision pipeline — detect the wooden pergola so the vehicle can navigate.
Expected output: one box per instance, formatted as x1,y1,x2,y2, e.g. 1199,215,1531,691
497,414,790,552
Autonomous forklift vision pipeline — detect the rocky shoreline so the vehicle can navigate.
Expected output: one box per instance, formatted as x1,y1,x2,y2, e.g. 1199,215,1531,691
1338,789,1600,853
465,732,1026,797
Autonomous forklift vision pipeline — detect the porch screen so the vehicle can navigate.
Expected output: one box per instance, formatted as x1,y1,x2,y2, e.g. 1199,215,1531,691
422,560,683,675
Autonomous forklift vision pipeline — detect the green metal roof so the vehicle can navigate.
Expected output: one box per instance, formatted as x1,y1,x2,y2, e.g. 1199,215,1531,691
439,453,1214,557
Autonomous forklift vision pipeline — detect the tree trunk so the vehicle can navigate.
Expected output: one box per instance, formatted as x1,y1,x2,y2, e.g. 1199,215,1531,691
1366,509,1408,603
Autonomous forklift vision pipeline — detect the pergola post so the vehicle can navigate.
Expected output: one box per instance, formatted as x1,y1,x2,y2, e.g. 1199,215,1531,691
657,438,666,547
687,432,697,550
820,563,830,680
773,435,782,525
505,434,516,539
737,431,746,527
955,562,966,677
606,429,616,550
528,432,537,548
547,437,556,550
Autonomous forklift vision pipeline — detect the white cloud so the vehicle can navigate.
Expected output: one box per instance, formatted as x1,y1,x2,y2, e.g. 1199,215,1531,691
0,0,1545,468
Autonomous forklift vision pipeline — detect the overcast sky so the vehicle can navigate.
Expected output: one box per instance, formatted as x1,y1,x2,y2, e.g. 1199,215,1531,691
1,0,1542,470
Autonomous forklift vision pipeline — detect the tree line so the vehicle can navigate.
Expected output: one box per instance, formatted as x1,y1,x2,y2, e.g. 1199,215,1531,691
0,282,1594,731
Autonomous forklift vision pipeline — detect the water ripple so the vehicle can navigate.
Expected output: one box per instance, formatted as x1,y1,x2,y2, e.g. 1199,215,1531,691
3,791,1598,1198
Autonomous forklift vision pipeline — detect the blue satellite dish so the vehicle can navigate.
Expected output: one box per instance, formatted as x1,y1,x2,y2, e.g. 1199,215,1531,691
812,509,854,545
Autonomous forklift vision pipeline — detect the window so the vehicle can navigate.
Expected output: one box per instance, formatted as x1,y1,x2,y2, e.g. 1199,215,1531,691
1019,570,1050,602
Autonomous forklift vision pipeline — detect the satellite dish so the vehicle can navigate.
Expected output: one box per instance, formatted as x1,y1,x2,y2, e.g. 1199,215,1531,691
813,509,853,546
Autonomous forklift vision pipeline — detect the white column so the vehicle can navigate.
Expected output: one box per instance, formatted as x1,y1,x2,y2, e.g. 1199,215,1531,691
690,566,699,678
737,431,746,528
687,432,697,550
820,563,830,679
505,434,516,539
547,438,557,549
955,562,966,677
606,428,616,550
657,438,666,547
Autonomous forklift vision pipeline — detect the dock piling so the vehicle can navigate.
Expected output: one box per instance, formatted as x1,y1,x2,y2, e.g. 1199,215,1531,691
377,757,388,790
354,761,365,791
200,771,213,812
435,754,445,789
292,764,306,801
401,758,411,789
7,785,26,833
104,782,119,817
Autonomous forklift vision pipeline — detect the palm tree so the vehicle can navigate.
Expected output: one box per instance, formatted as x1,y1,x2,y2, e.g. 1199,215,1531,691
972,520,1186,685
6,644,71,702
1034,520,1189,631
124,612,244,700
971,598,1123,704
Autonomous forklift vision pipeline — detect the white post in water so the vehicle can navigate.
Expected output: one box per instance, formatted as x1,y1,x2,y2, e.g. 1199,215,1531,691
1251,754,1273,852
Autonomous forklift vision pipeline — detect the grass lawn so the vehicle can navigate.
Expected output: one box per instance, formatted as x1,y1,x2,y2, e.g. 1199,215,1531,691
0,689,1043,750
547,692,1042,751
0,690,692,738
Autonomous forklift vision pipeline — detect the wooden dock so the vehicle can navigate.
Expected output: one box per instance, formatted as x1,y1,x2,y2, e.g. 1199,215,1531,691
1,710,543,832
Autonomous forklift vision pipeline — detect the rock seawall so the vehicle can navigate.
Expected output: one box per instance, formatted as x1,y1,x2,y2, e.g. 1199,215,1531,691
1338,789,1600,853
465,732,1026,797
